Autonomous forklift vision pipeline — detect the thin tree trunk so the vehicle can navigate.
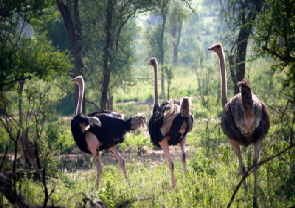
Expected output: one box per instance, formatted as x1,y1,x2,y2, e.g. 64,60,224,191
171,22,182,64
159,7,167,97
18,80,39,170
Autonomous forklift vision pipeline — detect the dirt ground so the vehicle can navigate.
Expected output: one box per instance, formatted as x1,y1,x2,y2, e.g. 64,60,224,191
61,144,196,171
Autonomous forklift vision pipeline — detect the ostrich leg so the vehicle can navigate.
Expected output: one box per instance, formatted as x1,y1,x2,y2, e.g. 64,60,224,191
86,132,102,190
253,139,262,208
93,154,102,190
159,137,175,189
109,145,128,179
179,136,187,175
229,139,248,192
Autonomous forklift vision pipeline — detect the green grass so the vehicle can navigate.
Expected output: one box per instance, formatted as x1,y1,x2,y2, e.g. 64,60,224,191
13,136,295,208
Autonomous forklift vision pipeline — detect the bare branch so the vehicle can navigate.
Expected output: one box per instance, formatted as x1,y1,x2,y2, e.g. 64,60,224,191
86,100,100,110
227,143,295,208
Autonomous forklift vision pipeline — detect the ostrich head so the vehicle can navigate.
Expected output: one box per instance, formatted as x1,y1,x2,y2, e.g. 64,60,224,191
237,79,253,107
208,43,223,54
147,57,158,66
180,97,190,117
71,76,84,85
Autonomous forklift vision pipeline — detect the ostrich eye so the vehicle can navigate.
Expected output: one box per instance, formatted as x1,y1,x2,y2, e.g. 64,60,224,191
217,45,220,48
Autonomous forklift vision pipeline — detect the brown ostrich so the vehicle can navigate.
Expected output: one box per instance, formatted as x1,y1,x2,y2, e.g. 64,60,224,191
208,43,270,207
71,76,146,189
147,57,194,188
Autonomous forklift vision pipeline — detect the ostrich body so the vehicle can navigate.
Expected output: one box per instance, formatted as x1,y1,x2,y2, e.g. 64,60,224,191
208,43,270,207
71,76,146,189
147,57,194,188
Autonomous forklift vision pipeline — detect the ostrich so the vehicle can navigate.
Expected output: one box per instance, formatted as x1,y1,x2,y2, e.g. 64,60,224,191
71,76,146,189
147,57,194,188
208,43,270,206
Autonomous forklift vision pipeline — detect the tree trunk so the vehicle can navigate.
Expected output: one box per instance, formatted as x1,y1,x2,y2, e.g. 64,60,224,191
56,0,84,113
159,7,168,97
101,0,113,109
226,0,263,94
18,81,38,170
234,28,250,94
19,129,39,169
171,22,182,64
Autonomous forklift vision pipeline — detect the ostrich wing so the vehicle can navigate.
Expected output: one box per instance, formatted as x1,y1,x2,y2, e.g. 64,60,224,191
71,115,91,154
148,102,172,147
251,103,270,143
89,115,126,150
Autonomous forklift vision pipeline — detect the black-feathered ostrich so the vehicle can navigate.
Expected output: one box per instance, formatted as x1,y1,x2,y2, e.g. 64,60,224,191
71,76,146,189
208,43,270,206
147,57,194,189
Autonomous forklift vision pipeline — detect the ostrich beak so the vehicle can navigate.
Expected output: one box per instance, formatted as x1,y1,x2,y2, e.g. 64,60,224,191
71,78,79,83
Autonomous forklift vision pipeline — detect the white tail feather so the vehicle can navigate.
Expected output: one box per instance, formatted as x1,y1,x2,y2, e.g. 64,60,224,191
130,113,146,130
163,100,174,120
88,117,101,127
80,117,101,132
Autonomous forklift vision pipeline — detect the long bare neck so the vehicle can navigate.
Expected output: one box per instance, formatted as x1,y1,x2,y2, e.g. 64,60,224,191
153,63,159,106
217,50,228,108
76,80,84,115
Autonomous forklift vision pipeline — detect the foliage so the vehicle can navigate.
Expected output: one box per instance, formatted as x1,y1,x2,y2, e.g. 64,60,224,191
0,34,72,91
36,12,72,54
252,0,295,94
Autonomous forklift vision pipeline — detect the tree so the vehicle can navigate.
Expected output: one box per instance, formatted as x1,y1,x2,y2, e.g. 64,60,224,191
0,0,58,90
56,0,84,111
81,0,158,109
0,0,72,170
169,1,190,64
146,0,194,96
145,0,170,97
220,0,264,94
1,36,72,169
253,0,295,98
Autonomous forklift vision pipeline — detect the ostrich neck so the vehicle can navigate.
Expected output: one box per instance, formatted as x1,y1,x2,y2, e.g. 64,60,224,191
153,64,159,106
76,81,84,115
217,51,228,108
